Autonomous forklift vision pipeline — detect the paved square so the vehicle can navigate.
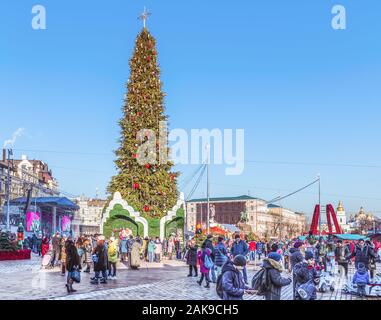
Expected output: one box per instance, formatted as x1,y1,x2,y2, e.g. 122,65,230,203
0,255,380,301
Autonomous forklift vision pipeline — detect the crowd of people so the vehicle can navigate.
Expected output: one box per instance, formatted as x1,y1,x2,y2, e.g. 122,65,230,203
25,231,186,293
185,234,381,300
19,229,381,299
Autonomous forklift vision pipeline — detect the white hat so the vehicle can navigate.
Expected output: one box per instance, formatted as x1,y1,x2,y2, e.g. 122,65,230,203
98,235,105,241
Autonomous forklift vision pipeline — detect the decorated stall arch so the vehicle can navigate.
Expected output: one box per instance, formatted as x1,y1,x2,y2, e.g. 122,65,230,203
160,192,185,240
101,192,185,239
101,192,149,238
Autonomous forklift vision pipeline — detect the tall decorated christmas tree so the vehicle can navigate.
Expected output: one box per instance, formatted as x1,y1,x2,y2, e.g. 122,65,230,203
108,11,179,227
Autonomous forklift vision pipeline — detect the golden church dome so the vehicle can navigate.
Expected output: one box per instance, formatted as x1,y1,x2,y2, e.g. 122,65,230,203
337,201,344,212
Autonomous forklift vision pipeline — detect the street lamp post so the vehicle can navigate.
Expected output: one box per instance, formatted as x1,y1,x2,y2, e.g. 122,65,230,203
318,174,321,236
6,149,13,231
206,144,210,235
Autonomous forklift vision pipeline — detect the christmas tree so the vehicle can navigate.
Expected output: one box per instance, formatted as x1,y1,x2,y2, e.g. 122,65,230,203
0,232,17,252
108,20,179,220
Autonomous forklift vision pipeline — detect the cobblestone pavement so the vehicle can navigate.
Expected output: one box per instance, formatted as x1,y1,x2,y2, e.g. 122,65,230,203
1,255,380,301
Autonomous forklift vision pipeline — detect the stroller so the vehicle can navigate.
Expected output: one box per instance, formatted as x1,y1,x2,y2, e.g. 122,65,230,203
317,270,335,292
42,247,55,269
342,273,381,297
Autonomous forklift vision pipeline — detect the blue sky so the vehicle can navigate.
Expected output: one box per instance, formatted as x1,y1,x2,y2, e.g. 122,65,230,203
1,0,380,218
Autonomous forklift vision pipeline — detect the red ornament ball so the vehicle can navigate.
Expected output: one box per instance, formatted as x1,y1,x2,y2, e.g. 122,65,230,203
133,183,140,190
145,163,151,169
144,205,150,212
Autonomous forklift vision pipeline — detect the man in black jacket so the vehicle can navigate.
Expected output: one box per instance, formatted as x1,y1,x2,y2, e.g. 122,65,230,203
335,240,350,277
347,239,377,270
290,241,304,299
263,252,292,300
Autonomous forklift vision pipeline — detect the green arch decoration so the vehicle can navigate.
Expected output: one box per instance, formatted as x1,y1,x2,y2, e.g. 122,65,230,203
103,204,144,238
164,208,185,238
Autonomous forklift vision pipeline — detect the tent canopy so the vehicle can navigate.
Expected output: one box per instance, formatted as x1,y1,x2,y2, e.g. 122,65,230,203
220,224,241,233
333,234,368,241
10,197,79,211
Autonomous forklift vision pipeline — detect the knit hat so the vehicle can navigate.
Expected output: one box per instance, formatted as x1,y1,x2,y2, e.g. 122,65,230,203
294,241,303,249
358,262,365,270
268,252,282,262
305,251,314,261
233,255,247,267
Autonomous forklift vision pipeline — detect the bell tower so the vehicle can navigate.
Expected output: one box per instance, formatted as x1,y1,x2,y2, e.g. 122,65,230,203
336,201,347,225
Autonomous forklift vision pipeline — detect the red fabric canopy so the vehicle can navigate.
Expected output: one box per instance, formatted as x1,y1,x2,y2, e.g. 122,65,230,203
210,226,227,236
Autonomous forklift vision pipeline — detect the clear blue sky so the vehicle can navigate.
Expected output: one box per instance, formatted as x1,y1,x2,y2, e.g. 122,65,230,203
1,0,380,218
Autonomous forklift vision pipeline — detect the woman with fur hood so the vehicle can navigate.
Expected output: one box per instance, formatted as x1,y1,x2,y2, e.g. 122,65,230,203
262,252,292,300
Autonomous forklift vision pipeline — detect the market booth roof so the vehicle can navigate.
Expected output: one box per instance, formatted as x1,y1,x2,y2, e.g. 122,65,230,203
298,234,368,242
333,234,369,241
9,197,79,211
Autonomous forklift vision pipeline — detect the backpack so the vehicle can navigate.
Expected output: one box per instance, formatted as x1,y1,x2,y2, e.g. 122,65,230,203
216,273,225,299
216,246,228,265
251,267,270,296
216,269,235,299
297,280,316,300
204,254,214,269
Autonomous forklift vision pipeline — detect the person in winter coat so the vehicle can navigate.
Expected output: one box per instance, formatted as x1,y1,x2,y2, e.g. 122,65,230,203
290,241,304,298
107,237,118,279
65,239,81,293
201,235,215,259
185,240,198,277
120,237,128,262
347,239,377,270
262,252,292,300
366,241,377,280
256,241,264,260
316,238,327,270
83,238,92,273
130,239,142,269
214,237,228,276
51,232,61,266
142,237,149,262
249,240,256,262
154,238,163,262
60,237,67,276
293,251,320,300
175,236,182,260
197,248,212,288
202,235,217,283
230,235,249,284
31,234,38,254
352,262,369,297
325,242,336,275
335,240,350,277
167,237,175,260
221,255,254,300
126,235,135,264
147,239,156,263
41,236,50,258
36,233,42,256
147,239,156,262
91,236,108,285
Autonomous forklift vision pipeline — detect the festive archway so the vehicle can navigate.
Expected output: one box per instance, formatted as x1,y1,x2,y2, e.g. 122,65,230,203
103,214,142,238
101,193,149,238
